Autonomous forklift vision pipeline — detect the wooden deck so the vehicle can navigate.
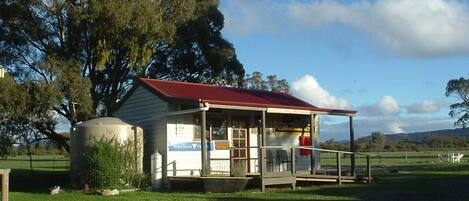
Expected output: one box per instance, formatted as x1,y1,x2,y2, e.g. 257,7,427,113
247,173,371,187
167,172,371,192
295,174,370,183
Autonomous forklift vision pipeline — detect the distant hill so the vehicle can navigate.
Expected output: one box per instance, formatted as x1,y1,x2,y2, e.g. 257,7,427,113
358,128,469,142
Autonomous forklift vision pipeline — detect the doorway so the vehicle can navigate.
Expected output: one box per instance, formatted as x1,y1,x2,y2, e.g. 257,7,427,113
231,118,249,173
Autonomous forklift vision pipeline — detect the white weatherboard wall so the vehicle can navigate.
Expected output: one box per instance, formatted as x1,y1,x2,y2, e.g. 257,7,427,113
166,114,200,176
114,86,169,172
166,114,230,176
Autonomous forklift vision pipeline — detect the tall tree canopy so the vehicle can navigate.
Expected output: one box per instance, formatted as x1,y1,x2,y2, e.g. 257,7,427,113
446,76,469,128
0,0,244,150
147,1,244,86
0,75,63,152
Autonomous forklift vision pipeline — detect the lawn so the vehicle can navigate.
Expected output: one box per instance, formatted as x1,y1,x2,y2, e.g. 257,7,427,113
0,155,69,171
2,152,469,201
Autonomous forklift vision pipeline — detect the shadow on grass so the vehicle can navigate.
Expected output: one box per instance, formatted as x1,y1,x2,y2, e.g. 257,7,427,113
9,169,70,193
159,164,469,201
7,164,469,201
285,166,469,201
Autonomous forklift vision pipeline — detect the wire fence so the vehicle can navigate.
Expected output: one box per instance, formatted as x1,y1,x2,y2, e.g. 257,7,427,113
0,155,69,171
2,149,468,174
204,148,469,179
319,149,469,168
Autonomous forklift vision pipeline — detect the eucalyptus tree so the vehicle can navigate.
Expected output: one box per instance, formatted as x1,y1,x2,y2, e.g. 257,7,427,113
446,76,469,128
0,0,245,150
147,0,245,86
244,71,290,93
0,75,64,151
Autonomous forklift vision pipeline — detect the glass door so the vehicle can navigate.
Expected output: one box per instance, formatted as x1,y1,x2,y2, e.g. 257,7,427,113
231,118,249,173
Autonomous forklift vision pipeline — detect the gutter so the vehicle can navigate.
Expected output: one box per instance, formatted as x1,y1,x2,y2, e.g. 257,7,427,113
165,102,210,116
133,102,210,124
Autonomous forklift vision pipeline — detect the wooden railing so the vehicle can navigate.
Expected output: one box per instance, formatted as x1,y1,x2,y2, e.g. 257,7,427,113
165,146,372,187
259,146,372,185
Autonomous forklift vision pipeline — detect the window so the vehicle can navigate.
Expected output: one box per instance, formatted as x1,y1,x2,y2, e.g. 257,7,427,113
208,117,228,140
193,115,228,141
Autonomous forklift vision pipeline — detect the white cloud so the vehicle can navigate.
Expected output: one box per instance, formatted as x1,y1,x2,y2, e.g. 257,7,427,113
318,97,454,140
291,75,351,109
222,0,469,57
288,0,469,57
387,122,405,133
359,96,400,117
407,100,442,114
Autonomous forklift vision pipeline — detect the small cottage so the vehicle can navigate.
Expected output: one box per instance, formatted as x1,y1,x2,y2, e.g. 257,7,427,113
114,78,358,190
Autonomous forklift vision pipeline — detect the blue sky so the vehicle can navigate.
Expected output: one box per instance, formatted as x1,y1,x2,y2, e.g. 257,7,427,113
220,0,469,140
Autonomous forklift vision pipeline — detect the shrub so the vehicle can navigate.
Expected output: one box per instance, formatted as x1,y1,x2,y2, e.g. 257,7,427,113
120,137,146,188
86,137,124,189
85,136,146,189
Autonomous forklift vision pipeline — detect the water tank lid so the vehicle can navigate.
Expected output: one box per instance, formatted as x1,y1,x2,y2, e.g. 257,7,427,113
75,117,131,127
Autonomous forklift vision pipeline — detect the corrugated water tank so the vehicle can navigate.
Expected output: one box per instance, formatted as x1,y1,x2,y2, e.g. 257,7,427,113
69,117,143,188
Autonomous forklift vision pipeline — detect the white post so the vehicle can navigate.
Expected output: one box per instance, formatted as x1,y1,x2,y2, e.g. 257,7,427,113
0,66,4,78
151,151,162,189
1,169,10,201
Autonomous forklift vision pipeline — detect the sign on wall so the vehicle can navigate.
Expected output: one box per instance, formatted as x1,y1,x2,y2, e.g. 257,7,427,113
168,141,215,152
215,141,230,150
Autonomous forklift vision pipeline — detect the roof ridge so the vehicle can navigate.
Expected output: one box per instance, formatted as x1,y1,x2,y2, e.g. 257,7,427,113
136,78,356,114
140,78,227,88
139,77,294,96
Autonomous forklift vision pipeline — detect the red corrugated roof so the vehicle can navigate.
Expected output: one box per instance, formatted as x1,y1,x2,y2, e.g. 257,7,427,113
139,78,356,114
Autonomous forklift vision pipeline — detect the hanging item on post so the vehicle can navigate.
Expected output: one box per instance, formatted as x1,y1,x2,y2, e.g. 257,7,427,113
299,135,312,155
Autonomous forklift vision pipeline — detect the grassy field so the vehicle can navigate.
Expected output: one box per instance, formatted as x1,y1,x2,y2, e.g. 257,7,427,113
0,155,69,171
2,152,469,201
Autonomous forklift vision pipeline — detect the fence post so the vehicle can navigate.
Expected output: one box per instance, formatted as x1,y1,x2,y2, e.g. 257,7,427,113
367,155,372,183
351,153,355,177
337,152,341,185
1,169,10,201
405,150,408,163
172,161,177,176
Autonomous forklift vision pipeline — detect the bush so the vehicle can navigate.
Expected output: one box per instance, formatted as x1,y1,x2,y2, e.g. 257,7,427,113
120,138,146,188
86,137,124,189
85,137,146,189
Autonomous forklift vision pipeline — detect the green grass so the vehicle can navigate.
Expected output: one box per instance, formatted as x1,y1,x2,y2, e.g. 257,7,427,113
0,155,69,171
3,152,469,201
